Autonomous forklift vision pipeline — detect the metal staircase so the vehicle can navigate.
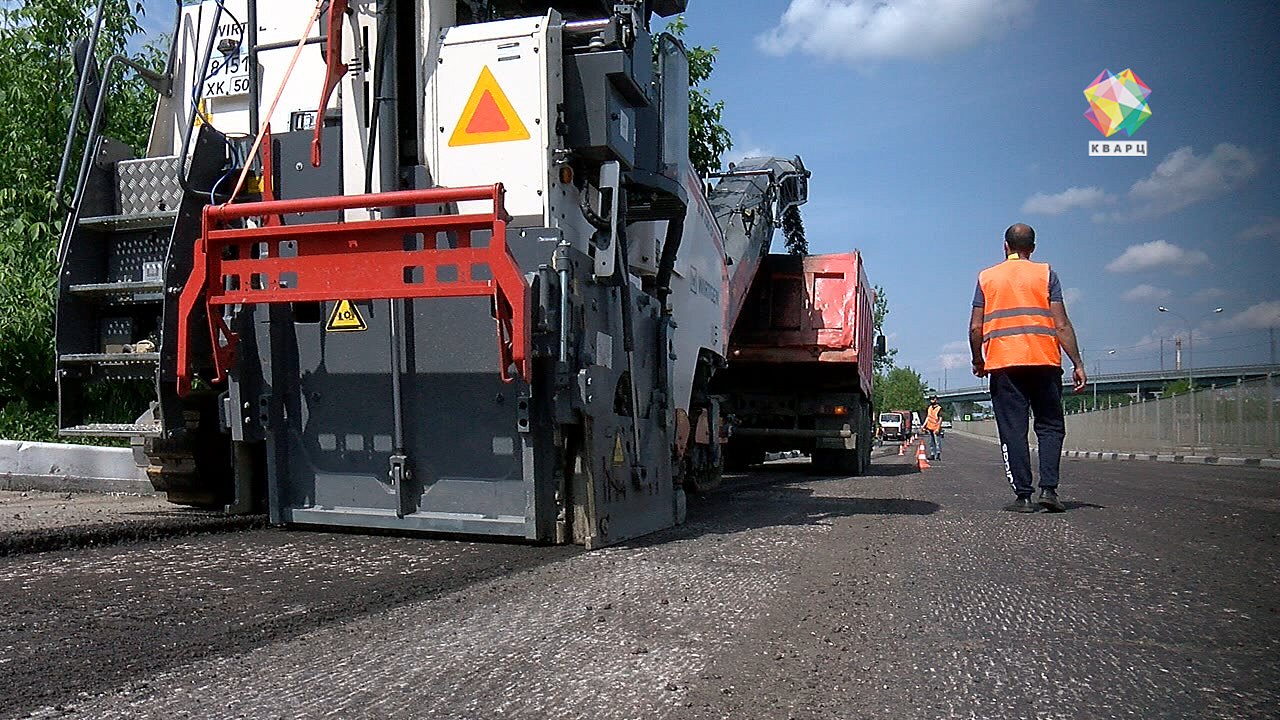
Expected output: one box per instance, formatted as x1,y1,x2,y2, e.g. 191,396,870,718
55,153,183,438
53,0,240,508
55,123,236,508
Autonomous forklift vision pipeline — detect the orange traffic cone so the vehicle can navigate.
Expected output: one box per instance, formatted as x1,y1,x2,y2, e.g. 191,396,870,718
898,441,906,456
916,441,930,470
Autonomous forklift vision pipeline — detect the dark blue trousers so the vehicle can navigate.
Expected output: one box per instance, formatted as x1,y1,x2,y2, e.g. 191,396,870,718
990,365,1066,498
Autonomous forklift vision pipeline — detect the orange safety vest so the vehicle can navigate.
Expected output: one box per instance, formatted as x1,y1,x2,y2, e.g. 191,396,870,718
978,258,1061,370
924,404,942,431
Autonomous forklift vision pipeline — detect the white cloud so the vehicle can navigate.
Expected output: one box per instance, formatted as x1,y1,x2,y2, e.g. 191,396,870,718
1125,144,1260,218
940,340,969,352
1121,284,1171,302
1105,240,1209,273
1021,186,1109,215
1225,300,1280,330
756,0,1033,62
1238,217,1280,241
1063,287,1083,305
937,352,968,370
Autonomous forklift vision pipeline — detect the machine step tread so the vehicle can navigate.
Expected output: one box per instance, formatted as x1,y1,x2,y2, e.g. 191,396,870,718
68,280,164,296
59,352,160,364
60,423,162,438
78,210,178,231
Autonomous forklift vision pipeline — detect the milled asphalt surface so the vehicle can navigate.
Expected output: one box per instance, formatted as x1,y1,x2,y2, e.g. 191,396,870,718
0,489,263,556
1,435,1276,719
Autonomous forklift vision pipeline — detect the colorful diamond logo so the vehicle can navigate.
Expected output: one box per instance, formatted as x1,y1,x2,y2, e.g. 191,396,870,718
1083,68,1152,137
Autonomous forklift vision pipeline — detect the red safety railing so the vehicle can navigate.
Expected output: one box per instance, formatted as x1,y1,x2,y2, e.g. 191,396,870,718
176,184,528,395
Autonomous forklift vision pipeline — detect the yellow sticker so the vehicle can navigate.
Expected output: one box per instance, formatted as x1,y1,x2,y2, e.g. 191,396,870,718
326,300,367,332
448,66,531,146
611,434,625,466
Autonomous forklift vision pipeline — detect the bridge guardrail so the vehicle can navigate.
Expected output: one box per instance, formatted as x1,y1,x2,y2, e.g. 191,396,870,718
938,364,1280,403
957,373,1279,458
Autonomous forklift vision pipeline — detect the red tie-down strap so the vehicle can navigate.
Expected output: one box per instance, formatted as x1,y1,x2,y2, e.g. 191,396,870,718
176,184,527,395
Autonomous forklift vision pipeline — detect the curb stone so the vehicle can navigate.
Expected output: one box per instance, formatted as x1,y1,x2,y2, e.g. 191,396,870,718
1062,449,1277,470
952,431,1277,471
0,439,150,495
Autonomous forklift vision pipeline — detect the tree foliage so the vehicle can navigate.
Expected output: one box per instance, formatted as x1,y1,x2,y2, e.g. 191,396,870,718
873,366,927,416
871,283,896,374
869,283,907,411
781,204,806,255
663,15,731,178
0,0,152,440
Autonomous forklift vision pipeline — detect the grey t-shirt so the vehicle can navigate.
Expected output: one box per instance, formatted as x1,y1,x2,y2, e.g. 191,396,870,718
973,268,1062,308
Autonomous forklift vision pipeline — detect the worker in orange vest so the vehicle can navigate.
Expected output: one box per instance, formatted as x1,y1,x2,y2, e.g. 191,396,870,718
969,223,1086,513
923,395,944,461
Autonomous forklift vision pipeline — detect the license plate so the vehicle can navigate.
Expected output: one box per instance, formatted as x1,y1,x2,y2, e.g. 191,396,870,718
202,53,250,98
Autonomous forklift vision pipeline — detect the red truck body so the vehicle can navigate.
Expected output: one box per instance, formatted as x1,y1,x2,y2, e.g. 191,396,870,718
712,252,876,475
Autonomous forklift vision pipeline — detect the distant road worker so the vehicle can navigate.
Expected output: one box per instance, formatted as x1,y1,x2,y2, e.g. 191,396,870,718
969,223,1086,513
923,395,943,460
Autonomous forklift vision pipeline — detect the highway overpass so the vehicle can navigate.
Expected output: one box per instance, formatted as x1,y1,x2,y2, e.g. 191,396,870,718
934,364,1280,404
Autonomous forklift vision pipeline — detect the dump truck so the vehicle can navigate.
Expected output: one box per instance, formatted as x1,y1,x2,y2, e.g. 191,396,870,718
713,252,878,475
53,0,848,547
878,409,913,442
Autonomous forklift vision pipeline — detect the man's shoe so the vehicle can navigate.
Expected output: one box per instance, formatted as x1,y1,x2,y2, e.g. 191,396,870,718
1038,488,1065,513
1003,496,1038,513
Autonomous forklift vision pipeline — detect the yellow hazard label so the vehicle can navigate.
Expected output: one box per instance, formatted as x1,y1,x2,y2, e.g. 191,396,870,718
325,300,367,332
611,434,625,466
448,66,531,146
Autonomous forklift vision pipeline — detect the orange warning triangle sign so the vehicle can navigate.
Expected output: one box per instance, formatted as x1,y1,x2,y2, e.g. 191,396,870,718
449,66,530,146
326,299,367,332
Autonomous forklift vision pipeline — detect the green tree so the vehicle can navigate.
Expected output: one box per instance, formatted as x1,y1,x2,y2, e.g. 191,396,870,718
664,15,732,177
871,283,896,373
873,366,927,416
781,204,806,255
0,0,151,440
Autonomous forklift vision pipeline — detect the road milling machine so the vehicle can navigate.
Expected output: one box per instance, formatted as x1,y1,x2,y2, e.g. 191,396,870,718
55,0,819,547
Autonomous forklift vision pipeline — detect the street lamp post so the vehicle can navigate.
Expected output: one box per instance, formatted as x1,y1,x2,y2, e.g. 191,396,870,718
1270,312,1279,365
1157,305,1224,447
1158,305,1223,374
1093,349,1116,410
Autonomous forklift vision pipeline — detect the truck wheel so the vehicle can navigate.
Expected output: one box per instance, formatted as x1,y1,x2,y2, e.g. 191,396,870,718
811,449,859,476
857,403,873,475
724,442,766,472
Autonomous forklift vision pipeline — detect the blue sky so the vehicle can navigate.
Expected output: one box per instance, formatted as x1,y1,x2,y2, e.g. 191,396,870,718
138,1,1279,388
674,0,1280,389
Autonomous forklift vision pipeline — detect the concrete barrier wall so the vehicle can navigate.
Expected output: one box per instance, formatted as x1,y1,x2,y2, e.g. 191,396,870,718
957,374,1280,458
0,439,151,493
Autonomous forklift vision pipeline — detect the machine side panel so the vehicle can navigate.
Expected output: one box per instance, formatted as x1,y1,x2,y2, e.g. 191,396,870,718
431,17,556,223
664,164,728,412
